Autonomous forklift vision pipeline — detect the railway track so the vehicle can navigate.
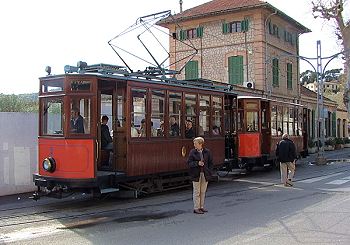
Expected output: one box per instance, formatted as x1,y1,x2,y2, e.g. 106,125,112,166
1,164,349,229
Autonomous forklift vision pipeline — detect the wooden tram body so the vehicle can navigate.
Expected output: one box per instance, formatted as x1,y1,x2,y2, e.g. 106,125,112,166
33,64,237,198
233,96,307,171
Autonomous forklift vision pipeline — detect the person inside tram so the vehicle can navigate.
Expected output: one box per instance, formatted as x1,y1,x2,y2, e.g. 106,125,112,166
151,121,158,137
212,125,220,136
70,107,85,133
247,124,254,132
169,116,180,136
139,119,146,137
157,121,164,136
101,115,113,151
131,122,139,137
185,119,195,139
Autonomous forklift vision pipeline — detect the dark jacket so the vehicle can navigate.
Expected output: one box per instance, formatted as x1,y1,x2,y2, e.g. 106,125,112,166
101,124,112,148
187,148,213,181
185,128,195,139
276,138,297,163
170,123,180,136
70,115,84,133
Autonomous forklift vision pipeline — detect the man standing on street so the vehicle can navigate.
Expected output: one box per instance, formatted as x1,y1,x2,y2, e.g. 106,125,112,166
276,133,297,187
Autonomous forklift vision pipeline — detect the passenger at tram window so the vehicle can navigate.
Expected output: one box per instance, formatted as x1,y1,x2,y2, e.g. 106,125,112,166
277,127,282,136
151,121,158,137
198,125,204,136
157,121,164,136
139,119,146,137
247,124,254,132
169,116,180,136
101,115,113,151
185,119,195,139
116,120,121,127
131,122,139,137
70,107,85,133
212,125,220,136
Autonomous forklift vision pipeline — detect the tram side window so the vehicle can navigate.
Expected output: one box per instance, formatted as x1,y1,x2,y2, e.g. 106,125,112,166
41,79,64,93
289,108,295,136
198,95,210,137
42,98,63,135
271,106,277,136
283,107,289,136
169,92,182,137
70,98,91,134
212,96,223,136
151,90,165,137
297,109,303,136
131,89,147,138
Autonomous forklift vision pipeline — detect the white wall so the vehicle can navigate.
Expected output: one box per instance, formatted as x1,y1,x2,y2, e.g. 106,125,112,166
0,113,38,196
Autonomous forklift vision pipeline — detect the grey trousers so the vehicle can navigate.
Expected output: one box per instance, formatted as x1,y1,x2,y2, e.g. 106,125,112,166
280,161,295,184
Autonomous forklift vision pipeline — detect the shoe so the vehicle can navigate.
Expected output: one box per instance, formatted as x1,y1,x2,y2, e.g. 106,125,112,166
284,182,293,187
199,208,208,213
193,209,204,214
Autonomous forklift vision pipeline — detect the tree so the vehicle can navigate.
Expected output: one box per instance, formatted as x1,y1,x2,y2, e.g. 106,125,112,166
312,0,350,113
0,94,38,112
300,70,318,84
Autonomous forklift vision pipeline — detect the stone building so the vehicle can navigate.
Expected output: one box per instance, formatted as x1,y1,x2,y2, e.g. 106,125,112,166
158,0,310,103
158,0,347,141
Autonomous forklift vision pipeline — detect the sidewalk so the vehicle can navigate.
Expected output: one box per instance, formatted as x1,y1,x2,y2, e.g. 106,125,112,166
298,147,350,165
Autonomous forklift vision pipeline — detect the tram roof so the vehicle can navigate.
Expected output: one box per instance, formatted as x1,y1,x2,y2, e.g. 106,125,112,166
41,63,237,95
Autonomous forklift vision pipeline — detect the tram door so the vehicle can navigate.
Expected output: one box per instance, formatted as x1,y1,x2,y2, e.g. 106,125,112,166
261,101,271,155
97,80,127,172
224,95,237,160
98,82,115,171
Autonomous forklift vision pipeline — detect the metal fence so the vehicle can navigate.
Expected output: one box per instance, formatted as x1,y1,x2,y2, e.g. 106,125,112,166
0,112,38,196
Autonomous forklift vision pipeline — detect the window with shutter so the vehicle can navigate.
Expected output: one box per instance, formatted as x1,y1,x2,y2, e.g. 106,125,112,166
228,56,244,85
272,58,279,86
185,61,199,80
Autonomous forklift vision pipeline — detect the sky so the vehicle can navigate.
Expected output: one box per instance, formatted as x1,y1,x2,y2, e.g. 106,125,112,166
0,0,348,94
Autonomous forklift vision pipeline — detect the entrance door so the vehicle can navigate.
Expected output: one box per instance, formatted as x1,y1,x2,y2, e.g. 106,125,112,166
224,95,237,160
98,81,116,171
261,101,271,155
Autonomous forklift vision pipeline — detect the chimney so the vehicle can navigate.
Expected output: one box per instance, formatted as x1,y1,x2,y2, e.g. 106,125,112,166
179,0,183,13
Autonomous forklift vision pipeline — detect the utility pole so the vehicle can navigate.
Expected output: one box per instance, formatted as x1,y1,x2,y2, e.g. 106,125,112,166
315,40,327,165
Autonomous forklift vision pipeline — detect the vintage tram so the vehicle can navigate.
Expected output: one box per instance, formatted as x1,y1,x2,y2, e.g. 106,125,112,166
231,96,307,172
33,63,238,198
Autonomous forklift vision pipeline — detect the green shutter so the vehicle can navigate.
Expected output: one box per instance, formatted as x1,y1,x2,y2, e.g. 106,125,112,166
332,112,337,137
196,26,203,37
222,23,229,34
241,19,249,32
272,58,279,86
185,61,199,80
179,30,184,40
228,56,244,85
287,63,293,89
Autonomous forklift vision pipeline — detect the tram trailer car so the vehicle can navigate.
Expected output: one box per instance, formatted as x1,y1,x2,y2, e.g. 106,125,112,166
33,63,238,199
232,96,308,172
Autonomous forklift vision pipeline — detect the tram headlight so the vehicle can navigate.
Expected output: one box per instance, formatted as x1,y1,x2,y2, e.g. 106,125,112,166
42,157,56,173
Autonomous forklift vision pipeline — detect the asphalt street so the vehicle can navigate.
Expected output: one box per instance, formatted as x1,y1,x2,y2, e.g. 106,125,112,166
1,148,350,245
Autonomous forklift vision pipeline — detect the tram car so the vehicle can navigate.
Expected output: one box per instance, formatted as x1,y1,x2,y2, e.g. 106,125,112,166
33,63,238,199
230,96,308,172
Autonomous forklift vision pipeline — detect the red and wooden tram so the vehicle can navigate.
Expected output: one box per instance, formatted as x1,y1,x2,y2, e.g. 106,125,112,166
230,96,307,171
33,63,237,198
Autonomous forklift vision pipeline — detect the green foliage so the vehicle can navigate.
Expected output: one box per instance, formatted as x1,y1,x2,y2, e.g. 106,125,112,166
324,138,335,146
343,137,350,144
0,93,38,112
335,137,344,145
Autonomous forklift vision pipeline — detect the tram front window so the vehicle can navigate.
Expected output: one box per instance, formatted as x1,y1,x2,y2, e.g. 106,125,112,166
42,98,63,135
70,98,91,134
246,111,258,132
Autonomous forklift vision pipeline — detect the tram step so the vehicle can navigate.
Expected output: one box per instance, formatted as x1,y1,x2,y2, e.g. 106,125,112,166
100,188,119,194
